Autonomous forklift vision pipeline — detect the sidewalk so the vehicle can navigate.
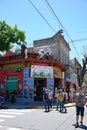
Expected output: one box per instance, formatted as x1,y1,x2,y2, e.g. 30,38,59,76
2,101,75,109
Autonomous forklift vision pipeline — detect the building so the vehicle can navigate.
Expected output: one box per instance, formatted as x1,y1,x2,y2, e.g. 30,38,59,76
0,50,66,102
33,31,70,66
33,31,73,90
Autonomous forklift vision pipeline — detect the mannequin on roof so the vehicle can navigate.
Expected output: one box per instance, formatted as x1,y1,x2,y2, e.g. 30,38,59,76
21,42,28,59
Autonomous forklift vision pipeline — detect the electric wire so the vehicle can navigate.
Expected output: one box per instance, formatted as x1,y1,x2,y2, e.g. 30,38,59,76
27,0,84,60
71,38,87,42
44,0,80,58
27,0,56,33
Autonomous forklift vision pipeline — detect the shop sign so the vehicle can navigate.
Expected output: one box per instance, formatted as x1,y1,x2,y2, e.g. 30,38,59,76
66,73,77,84
31,65,53,78
3,63,25,70
53,67,62,78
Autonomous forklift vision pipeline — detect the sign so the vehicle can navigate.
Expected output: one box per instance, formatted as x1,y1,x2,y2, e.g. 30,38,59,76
31,65,53,78
53,67,62,78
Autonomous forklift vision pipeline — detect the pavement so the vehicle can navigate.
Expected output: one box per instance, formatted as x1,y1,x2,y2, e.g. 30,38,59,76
1,100,76,109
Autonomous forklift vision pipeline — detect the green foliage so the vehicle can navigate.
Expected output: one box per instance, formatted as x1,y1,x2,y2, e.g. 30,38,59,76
0,20,26,51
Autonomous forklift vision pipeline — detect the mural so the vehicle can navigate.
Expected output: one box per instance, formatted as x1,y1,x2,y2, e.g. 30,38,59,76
23,67,34,102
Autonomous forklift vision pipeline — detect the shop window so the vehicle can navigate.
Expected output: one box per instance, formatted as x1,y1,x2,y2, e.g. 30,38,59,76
7,75,18,80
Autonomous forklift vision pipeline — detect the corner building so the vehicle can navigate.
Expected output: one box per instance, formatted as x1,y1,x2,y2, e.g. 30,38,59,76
0,51,66,102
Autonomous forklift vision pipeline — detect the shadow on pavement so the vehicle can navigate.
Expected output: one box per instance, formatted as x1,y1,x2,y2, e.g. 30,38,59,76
73,124,87,129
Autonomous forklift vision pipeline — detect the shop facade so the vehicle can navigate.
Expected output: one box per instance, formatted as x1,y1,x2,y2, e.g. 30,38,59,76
0,52,66,102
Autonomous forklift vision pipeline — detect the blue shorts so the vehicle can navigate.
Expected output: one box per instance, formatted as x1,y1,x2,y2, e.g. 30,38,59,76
76,106,84,116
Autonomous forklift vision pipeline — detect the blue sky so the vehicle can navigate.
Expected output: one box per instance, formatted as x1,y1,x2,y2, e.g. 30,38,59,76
0,0,87,64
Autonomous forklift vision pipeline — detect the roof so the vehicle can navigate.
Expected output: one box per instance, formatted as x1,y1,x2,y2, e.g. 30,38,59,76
3,51,15,57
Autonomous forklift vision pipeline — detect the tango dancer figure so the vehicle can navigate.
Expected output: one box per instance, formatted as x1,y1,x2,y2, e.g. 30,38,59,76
21,42,28,59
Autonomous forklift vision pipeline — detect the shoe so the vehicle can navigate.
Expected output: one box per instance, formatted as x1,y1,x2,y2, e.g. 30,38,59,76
80,121,83,126
65,109,67,113
75,123,79,128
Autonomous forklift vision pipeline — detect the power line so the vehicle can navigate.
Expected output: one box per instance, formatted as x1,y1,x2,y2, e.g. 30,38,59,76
27,0,56,33
44,0,80,58
72,38,87,42
27,0,80,59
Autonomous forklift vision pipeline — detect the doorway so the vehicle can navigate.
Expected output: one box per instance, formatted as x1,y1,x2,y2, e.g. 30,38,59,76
34,78,46,101
5,79,18,101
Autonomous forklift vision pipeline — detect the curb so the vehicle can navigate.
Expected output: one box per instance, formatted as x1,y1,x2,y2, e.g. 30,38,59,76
2,103,76,109
25,103,76,109
65,103,75,108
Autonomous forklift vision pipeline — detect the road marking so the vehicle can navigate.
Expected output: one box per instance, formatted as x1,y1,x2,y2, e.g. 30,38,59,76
0,119,4,122
8,128,21,130
2,109,36,113
0,114,15,118
0,126,21,129
0,111,24,115
1,109,36,113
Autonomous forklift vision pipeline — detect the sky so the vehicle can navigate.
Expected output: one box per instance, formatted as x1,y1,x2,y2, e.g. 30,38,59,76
0,0,87,64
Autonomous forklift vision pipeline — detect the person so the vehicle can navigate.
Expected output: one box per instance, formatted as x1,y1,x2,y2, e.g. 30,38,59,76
48,89,53,110
10,91,16,103
34,85,37,101
43,89,50,112
59,89,67,113
70,86,75,102
0,96,4,106
62,88,68,103
74,87,86,128
55,90,60,111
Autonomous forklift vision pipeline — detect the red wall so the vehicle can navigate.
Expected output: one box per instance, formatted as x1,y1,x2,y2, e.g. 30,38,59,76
0,68,23,96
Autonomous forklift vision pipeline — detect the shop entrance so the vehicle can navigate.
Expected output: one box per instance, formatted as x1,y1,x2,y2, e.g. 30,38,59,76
6,79,18,102
34,78,46,101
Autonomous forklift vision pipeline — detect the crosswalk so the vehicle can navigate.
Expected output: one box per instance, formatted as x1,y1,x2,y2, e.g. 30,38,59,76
0,109,35,130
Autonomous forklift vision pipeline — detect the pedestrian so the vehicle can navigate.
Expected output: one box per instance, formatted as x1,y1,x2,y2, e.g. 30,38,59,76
70,86,75,103
74,87,86,128
55,90,60,111
43,89,50,112
59,89,67,113
48,89,53,110
34,85,37,101
62,88,68,103
11,91,16,103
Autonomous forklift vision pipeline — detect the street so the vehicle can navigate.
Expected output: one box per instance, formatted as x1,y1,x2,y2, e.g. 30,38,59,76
0,107,87,130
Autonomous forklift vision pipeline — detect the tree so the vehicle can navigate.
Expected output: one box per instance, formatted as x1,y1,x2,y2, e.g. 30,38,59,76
77,54,87,87
0,20,26,52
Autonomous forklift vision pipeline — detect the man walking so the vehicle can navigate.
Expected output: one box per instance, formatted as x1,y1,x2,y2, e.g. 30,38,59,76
74,87,86,128
43,89,50,112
